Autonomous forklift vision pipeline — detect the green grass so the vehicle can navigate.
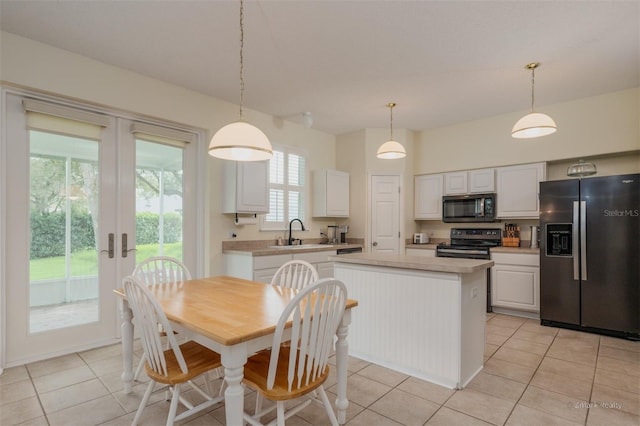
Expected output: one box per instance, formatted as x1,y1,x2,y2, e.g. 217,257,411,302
29,243,183,280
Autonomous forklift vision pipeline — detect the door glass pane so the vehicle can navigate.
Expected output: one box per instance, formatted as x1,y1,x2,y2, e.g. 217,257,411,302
135,140,184,262
29,131,100,333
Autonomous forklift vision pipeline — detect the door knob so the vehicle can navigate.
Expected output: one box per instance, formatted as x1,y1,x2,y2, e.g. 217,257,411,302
372,241,378,247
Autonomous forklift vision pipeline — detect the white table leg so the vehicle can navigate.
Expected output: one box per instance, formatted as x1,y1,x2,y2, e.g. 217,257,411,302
120,299,134,394
335,310,352,424
221,345,248,426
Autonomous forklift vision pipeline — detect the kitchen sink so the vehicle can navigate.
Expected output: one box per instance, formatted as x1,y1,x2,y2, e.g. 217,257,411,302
267,244,333,249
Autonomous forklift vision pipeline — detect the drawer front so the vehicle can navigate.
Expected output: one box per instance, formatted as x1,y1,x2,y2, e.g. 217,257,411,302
253,254,292,270
293,250,335,264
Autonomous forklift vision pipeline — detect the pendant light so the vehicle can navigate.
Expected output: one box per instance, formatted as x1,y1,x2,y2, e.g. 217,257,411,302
512,62,557,139
567,159,597,178
209,0,272,161
377,102,406,159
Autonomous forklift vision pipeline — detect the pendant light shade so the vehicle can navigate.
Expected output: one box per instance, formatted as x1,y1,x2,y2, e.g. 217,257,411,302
512,62,557,139
209,0,272,161
567,160,597,178
377,102,406,159
209,121,272,161
512,112,557,139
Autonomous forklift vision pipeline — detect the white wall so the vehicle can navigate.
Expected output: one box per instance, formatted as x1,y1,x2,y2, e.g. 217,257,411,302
0,32,337,275
337,88,639,244
414,87,639,174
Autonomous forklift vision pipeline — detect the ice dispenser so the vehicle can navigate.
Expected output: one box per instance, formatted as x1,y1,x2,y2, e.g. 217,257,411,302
545,224,572,256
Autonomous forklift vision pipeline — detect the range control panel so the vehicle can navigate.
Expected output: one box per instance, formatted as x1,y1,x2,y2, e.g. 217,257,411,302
450,228,501,240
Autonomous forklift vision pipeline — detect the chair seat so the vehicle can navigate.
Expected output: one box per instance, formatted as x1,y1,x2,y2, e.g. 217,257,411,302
243,347,329,401
145,340,221,386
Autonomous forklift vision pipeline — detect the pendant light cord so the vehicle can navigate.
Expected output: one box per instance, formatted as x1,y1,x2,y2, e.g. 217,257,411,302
387,102,396,140
530,66,535,112
239,0,245,120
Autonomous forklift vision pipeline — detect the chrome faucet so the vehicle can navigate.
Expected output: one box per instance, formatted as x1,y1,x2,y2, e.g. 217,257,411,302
288,218,306,245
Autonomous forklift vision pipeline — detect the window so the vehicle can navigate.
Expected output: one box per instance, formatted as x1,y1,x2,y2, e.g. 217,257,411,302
262,147,306,230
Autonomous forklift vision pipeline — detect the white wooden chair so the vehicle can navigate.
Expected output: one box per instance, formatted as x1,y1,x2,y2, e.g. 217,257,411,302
123,275,224,426
270,259,319,290
242,278,348,426
132,256,191,382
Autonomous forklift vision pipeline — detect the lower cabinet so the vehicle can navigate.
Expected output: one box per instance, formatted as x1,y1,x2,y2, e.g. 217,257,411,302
491,252,540,313
294,251,335,280
225,251,335,284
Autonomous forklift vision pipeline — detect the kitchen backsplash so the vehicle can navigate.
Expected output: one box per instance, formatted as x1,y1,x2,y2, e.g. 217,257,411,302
417,219,540,243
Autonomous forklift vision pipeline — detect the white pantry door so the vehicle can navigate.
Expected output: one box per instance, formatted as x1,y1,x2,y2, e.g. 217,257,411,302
2,92,200,367
370,174,401,254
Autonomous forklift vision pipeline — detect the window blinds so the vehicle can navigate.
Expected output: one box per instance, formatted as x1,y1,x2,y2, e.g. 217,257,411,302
130,122,196,148
23,99,109,141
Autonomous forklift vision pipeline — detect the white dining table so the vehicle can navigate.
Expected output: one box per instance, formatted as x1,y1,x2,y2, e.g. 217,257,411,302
114,275,357,425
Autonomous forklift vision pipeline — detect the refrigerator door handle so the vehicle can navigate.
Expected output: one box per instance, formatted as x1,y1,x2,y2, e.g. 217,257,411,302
573,201,580,280
580,200,587,280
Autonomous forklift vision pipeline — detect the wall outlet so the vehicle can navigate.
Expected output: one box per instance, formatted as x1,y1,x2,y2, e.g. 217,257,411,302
227,230,237,239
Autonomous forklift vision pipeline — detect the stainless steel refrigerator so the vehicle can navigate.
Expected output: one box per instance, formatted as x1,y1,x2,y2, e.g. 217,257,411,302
539,174,639,339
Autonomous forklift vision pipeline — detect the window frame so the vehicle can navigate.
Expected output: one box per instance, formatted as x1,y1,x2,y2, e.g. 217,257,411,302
260,145,308,232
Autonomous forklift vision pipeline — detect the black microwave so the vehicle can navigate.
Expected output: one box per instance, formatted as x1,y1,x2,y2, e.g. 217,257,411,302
442,193,496,223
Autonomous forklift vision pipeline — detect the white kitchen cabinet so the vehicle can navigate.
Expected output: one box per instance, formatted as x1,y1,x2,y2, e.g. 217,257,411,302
225,252,290,283
468,168,495,193
414,174,443,219
491,252,540,313
294,250,335,279
316,262,334,279
444,169,495,195
496,162,546,218
312,169,349,217
225,250,335,284
405,248,436,257
444,172,468,195
222,161,269,214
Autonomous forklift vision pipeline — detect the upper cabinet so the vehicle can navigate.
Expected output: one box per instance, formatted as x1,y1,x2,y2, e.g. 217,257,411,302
444,168,495,195
222,161,269,214
496,162,546,218
444,172,467,195
312,169,350,217
414,174,443,220
468,168,496,193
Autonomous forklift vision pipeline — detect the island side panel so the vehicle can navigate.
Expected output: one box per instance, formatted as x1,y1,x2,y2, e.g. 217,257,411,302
459,269,487,387
334,262,463,389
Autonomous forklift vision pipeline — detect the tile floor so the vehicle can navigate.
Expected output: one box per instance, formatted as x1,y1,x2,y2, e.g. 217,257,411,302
1,313,639,425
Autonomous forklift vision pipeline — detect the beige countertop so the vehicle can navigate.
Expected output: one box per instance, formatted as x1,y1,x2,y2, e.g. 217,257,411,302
224,243,363,256
405,244,539,255
329,252,494,274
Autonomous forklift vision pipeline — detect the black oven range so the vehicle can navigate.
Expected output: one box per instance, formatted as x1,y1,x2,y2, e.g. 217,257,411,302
436,228,501,312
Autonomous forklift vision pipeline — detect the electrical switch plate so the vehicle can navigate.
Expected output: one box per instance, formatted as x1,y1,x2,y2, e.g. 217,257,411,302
472,287,478,298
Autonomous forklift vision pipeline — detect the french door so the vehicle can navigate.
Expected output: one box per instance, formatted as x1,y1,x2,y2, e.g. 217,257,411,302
2,92,201,367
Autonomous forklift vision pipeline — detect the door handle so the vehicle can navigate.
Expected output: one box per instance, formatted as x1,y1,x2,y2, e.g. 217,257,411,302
372,241,378,247
580,201,587,280
121,233,137,258
572,202,579,280
100,233,115,259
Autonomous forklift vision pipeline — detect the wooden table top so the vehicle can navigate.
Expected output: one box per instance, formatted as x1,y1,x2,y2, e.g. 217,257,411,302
115,275,358,346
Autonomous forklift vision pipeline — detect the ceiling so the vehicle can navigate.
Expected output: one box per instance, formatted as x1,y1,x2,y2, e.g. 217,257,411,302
1,0,638,135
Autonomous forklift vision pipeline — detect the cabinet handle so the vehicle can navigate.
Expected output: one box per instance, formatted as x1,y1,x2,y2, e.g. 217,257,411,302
372,241,378,247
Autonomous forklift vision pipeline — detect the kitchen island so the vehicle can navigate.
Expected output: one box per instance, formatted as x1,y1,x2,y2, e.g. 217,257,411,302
328,252,493,389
